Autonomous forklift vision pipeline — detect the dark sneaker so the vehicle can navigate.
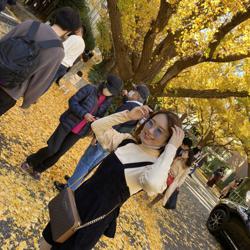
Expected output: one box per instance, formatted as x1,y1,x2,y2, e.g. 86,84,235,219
64,175,70,181
21,162,41,181
30,170,41,181
21,162,33,174
54,181,66,191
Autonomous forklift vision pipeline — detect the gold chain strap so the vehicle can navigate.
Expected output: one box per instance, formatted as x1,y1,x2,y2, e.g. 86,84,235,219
74,204,120,231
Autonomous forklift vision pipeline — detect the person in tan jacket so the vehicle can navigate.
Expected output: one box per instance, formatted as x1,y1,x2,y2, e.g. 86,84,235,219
149,148,194,207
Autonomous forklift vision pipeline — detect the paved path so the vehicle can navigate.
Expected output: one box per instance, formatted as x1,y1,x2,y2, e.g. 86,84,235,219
154,175,222,250
94,173,222,250
186,175,219,211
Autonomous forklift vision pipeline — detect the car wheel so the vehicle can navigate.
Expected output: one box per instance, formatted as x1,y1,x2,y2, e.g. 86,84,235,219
207,208,228,233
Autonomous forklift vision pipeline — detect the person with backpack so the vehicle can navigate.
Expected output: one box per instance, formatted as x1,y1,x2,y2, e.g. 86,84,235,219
21,75,123,180
40,105,184,249
0,7,81,116
54,83,150,191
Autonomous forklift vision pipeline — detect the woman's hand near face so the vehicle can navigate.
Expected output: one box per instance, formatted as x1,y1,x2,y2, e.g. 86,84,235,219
128,105,152,121
168,126,185,149
84,113,96,122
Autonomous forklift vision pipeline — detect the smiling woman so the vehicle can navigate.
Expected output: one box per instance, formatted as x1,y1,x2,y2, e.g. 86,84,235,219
41,106,184,250
135,111,181,150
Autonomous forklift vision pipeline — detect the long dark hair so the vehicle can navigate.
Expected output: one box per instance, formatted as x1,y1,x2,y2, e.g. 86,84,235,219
185,150,194,167
97,82,106,95
133,110,182,152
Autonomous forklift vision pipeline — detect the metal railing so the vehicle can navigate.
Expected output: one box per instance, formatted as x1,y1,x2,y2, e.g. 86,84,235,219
229,191,246,206
228,178,250,206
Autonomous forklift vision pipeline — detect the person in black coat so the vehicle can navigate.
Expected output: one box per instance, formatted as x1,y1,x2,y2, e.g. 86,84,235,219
54,83,151,191
21,75,123,180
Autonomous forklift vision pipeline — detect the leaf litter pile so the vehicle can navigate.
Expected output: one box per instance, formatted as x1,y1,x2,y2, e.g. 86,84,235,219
0,85,220,249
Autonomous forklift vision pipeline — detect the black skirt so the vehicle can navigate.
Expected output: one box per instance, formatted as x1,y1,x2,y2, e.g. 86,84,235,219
43,139,153,250
43,153,131,250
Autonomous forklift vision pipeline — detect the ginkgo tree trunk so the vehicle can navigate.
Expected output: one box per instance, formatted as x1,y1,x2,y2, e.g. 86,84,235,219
106,0,250,97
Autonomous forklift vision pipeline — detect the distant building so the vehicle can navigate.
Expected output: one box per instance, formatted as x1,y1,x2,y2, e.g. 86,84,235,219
226,151,248,178
86,0,107,37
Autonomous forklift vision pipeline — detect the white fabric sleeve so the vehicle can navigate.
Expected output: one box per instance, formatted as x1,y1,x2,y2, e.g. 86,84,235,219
91,111,133,152
139,144,177,196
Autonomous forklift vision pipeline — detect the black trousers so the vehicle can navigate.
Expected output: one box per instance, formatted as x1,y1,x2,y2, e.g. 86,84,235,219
0,88,16,116
27,123,81,173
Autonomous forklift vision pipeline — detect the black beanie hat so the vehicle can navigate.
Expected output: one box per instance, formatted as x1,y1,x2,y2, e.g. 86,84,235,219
106,74,123,96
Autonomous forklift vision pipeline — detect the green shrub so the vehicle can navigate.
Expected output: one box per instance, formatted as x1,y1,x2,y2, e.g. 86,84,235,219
88,61,107,84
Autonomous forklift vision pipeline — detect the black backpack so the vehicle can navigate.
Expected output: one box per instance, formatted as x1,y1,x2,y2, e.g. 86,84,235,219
0,21,63,88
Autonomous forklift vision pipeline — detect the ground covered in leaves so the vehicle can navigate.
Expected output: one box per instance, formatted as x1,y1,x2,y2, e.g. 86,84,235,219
0,86,220,249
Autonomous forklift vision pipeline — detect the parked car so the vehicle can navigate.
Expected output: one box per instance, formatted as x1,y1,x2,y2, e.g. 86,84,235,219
206,177,250,249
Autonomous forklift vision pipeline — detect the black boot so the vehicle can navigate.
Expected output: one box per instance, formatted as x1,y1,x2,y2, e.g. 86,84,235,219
54,181,66,191
64,175,70,181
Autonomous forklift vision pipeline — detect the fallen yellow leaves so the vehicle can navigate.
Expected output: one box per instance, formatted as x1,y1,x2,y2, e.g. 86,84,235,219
16,241,27,250
0,85,220,249
0,85,163,249
0,85,91,248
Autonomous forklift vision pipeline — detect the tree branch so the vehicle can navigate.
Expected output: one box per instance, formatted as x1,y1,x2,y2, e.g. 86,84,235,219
203,107,215,137
154,54,202,93
143,1,206,84
134,0,180,79
159,88,250,98
154,5,250,92
107,0,133,80
208,52,250,62
140,33,176,83
208,5,250,58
